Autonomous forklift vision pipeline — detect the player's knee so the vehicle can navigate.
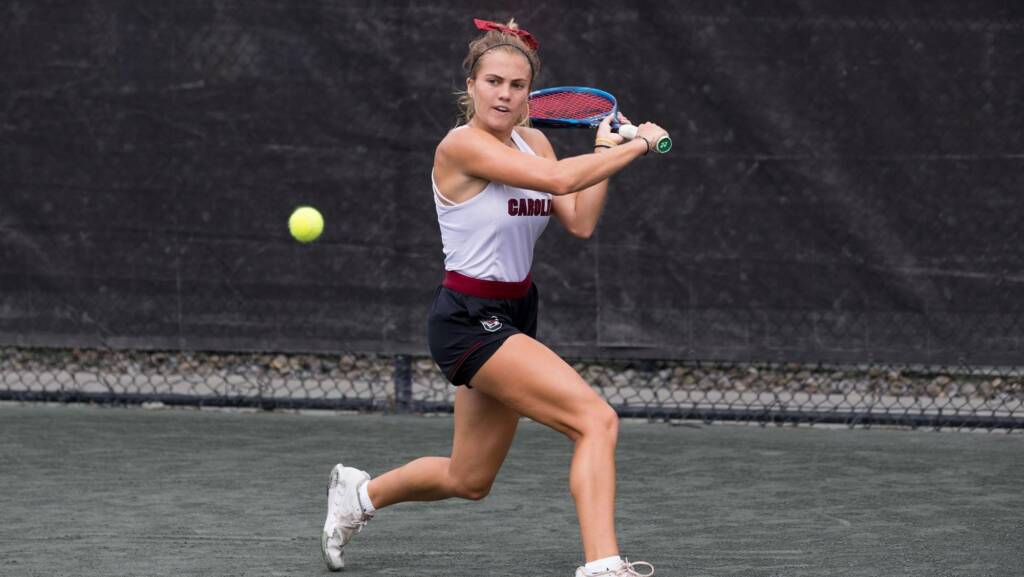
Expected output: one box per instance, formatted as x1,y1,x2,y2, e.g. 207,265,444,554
458,483,492,501
451,476,493,501
599,404,620,441
579,402,619,443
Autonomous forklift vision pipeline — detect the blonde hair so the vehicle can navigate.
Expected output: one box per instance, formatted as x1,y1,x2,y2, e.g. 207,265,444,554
456,18,541,126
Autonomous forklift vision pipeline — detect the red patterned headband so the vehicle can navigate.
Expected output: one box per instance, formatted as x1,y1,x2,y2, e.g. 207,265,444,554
473,18,540,51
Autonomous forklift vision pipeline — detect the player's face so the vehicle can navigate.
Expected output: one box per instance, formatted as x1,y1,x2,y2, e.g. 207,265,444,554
467,50,531,133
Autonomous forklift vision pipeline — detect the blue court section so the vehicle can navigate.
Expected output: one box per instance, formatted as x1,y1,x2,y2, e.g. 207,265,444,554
0,405,1020,577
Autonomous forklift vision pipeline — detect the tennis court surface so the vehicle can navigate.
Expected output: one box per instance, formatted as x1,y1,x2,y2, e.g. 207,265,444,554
1,404,1020,577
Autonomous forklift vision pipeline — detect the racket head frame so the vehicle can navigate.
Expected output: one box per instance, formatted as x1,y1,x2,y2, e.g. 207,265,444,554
527,86,620,129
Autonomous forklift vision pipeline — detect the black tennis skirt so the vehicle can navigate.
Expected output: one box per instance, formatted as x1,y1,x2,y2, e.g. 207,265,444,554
427,271,538,387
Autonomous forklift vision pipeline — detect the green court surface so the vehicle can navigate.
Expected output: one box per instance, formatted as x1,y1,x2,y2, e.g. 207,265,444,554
0,405,1020,577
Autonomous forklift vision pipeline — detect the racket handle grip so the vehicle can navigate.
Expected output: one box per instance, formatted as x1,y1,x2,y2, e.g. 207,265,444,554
617,124,672,154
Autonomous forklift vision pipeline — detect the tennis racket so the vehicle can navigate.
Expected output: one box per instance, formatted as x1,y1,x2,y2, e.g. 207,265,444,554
528,86,672,154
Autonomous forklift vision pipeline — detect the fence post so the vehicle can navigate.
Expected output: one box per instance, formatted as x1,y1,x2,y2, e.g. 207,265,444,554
394,354,413,413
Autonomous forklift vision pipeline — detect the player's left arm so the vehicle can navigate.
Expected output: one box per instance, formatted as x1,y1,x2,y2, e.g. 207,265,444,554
519,119,621,240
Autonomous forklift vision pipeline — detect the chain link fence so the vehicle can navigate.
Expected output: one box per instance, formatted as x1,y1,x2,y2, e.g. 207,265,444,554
2,347,1020,430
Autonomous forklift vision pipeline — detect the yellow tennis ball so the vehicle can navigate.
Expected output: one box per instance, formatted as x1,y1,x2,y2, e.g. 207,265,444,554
288,206,323,243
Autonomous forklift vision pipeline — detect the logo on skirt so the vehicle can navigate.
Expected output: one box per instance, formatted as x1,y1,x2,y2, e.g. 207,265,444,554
481,316,503,333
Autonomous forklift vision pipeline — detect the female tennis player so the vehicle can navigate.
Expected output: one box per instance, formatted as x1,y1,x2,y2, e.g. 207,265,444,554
322,18,666,577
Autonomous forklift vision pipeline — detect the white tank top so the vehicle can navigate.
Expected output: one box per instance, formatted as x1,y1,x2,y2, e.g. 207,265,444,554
432,128,552,282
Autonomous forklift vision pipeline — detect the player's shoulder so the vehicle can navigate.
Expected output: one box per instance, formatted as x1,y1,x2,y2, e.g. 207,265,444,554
436,125,477,159
439,124,498,147
439,124,470,143
514,126,555,157
514,125,548,144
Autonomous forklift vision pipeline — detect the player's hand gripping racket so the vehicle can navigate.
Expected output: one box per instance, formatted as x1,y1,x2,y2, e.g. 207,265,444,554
528,87,672,154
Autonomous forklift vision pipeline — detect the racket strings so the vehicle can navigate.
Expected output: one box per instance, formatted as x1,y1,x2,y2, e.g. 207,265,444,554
529,92,614,120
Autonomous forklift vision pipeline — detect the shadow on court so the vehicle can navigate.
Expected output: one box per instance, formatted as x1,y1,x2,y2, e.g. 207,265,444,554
0,405,1020,577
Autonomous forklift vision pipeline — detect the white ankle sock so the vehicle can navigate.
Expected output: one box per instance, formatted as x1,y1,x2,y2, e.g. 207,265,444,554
584,555,623,575
357,482,376,515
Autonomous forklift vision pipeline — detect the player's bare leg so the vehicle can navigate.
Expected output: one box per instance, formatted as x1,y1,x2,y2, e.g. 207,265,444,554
365,383,521,506
469,334,621,562
322,380,521,571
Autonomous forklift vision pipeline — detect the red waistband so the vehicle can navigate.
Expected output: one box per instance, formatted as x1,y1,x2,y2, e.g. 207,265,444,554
443,270,532,300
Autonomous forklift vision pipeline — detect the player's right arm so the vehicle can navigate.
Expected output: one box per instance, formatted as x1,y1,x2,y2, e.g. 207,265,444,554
437,124,665,196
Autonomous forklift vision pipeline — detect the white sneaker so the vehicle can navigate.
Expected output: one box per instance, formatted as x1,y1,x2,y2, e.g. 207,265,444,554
320,463,373,571
574,557,655,577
